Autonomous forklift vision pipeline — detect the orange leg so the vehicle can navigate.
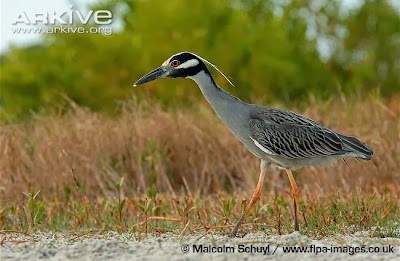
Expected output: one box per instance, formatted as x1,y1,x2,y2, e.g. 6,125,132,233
231,169,266,237
286,169,300,231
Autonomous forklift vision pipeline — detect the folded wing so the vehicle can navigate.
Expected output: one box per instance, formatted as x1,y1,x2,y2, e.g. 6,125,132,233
249,106,373,160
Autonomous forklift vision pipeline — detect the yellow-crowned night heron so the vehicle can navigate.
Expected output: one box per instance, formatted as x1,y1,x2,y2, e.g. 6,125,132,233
133,52,373,237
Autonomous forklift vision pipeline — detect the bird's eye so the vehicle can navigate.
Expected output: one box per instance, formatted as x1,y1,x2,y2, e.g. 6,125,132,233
171,60,180,67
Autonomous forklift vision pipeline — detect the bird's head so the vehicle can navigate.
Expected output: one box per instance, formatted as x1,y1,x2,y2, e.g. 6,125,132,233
133,52,233,87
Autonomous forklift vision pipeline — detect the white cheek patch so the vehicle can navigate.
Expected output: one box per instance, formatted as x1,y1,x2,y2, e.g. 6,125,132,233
176,59,199,69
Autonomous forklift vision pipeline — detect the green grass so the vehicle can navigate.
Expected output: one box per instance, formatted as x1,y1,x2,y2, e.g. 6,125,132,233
1,186,398,238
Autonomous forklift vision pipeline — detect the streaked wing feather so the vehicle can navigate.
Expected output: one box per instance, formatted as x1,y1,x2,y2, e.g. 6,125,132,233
250,105,321,126
249,119,347,159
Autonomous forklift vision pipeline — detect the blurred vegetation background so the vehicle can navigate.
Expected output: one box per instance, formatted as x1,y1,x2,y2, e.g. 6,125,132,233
0,0,399,121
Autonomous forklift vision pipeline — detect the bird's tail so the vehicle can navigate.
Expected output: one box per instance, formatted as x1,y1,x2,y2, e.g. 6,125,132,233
339,134,373,160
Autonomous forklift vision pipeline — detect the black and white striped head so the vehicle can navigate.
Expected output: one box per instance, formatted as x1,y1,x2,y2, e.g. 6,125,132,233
133,52,233,86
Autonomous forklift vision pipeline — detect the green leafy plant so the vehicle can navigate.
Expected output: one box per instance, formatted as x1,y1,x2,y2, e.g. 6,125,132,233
222,197,236,219
22,187,45,232
115,177,126,223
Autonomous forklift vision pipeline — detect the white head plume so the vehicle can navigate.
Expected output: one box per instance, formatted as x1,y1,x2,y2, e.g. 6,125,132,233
191,52,235,87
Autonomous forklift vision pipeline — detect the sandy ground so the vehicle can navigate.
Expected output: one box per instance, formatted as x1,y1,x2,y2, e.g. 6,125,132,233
1,231,399,260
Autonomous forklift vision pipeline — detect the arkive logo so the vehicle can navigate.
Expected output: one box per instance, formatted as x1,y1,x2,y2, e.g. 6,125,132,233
12,6,112,25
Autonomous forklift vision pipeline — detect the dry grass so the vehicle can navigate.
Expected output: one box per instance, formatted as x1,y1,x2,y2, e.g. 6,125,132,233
0,96,399,234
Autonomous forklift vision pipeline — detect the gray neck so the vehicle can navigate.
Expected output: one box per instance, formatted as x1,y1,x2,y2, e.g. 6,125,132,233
188,71,241,107
188,70,250,140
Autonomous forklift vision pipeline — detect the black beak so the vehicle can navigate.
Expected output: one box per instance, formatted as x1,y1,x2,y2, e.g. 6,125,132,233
133,67,167,87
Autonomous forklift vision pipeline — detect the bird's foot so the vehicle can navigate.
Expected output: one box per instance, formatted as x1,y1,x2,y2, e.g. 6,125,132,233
230,226,239,238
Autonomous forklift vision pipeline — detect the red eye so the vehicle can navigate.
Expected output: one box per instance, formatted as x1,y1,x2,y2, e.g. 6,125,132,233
171,60,180,67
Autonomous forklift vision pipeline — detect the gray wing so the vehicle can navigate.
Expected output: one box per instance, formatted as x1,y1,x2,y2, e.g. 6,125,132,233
250,105,322,126
249,119,347,159
248,105,373,160
249,105,373,160
248,105,355,159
